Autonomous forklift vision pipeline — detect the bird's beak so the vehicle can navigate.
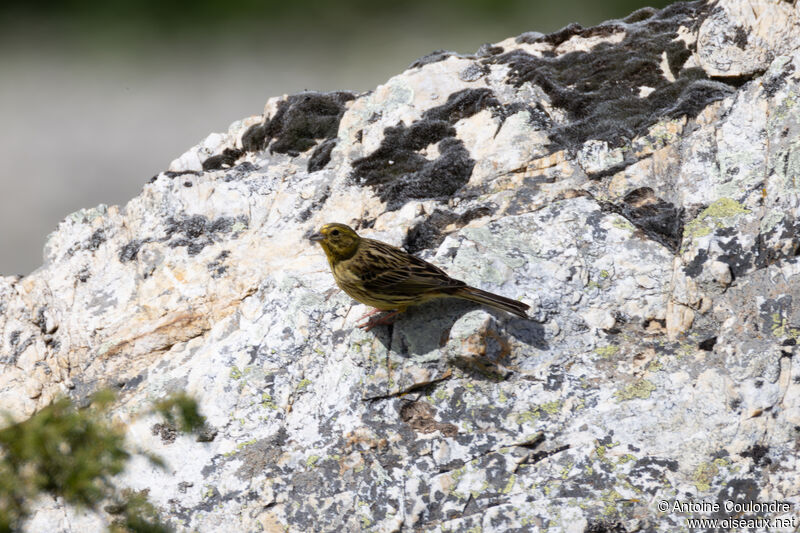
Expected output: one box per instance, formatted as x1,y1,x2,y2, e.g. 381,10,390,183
309,232,325,242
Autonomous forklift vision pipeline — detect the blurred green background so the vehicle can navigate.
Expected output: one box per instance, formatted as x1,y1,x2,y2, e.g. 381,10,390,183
0,0,671,275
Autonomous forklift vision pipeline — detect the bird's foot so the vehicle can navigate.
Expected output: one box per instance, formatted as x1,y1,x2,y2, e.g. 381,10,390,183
357,308,386,321
357,309,401,332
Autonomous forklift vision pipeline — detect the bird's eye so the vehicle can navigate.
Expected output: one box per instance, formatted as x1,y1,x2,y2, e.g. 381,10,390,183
331,229,340,236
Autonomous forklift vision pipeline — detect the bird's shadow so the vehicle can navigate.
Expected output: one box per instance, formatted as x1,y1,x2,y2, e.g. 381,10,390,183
370,297,549,358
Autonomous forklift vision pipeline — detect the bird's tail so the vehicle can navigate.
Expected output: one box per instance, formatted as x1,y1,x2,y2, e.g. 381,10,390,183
451,285,529,319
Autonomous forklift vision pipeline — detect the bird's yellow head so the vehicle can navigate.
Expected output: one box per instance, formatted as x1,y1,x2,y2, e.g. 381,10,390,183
309,223,361,264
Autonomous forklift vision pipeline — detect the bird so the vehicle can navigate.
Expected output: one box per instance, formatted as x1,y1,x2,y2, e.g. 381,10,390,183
309,222,529,330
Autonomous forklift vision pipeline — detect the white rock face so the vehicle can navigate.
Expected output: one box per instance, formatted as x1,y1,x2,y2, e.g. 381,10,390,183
3,0,800,530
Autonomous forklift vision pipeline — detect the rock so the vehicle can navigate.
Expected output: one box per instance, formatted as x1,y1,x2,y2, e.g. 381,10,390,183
709,259,733,287
3,0,800,530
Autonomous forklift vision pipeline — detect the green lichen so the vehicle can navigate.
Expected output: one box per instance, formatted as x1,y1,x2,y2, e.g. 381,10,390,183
614,379,656,401
541,400,561,415
516,409,541,424
502,474,517,494
560,461,574,479
600,270,610,279
771,313,800,340
449,466,466,492
683,198,751,242
692,462,719,492
601,489,624,516
595,345,620,358
237,439,256,450
306,455,320,468
676,342,695,360
617,454,636,464
611,217,636,232
498,389,508,404
222,439,258,457
229,366,243,380
297,378,312,390
596,441,620,460
260,393,278,410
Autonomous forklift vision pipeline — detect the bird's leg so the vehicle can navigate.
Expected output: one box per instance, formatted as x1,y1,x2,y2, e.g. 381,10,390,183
357,309,402,332
357,307,385,321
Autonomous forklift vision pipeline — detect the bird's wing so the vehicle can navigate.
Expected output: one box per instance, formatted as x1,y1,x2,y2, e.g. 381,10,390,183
355,239,465,295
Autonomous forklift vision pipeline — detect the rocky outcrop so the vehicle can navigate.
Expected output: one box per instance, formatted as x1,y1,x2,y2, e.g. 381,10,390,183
4,0,800,530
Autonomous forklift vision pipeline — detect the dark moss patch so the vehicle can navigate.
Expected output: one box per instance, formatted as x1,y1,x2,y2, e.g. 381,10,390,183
307,138,337,172
202,148,244,171
160,170,202,181
476,43,504,57
222,162,258,182
600,187,683,252
528,21,625,47
76,266,91,282
87,229,106,251
120,372,145,391
584,520,628,533
119,239,145,263
241,91,354,158
732,25,748,49
241,122,268,152
165,214,248,256
491,1,732,152
33,307,49,334
622,6,659,24
409,49,457,69
2,332,32,365
207,250,230,279
151,422,177,444
353,88,543,210
763,60,796,97
459,63,490,82
351,122,473,210
195,425,218,443
297,185,331,223
403,206,494,254
423,88,550,131
423,88,501,122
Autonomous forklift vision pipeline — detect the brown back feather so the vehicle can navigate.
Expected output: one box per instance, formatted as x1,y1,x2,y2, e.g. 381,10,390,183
354,238,465,296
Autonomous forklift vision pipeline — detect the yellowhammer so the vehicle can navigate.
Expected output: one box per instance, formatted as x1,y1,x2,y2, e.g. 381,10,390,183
309,223,529,330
